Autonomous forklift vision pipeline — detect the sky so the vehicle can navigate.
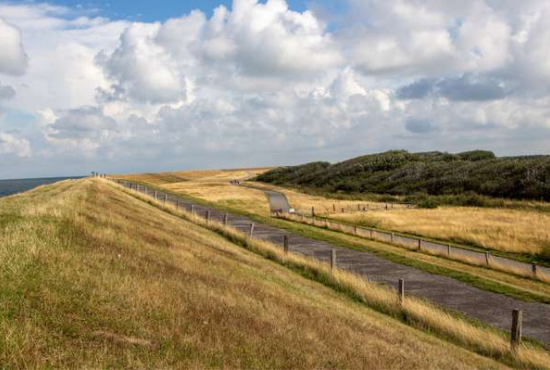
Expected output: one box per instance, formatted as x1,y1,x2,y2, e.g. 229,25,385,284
1,0,550,179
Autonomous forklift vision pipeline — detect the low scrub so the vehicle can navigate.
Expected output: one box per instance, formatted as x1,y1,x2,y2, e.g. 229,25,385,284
256,150,550,203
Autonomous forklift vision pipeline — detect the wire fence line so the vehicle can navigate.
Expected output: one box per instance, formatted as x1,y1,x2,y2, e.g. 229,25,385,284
278,212,550,283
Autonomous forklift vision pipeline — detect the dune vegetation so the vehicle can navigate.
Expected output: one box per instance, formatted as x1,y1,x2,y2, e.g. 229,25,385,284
1,178,527,369
256,150,550,202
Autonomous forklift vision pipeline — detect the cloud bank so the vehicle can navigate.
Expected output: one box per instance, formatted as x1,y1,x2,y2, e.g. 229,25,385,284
1,0,550,178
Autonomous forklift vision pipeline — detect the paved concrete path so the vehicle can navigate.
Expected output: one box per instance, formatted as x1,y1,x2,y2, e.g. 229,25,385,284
262,190,291,213
120,180,550,347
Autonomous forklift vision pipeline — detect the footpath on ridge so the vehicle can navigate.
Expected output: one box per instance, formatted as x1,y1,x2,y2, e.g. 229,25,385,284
116,179,550,347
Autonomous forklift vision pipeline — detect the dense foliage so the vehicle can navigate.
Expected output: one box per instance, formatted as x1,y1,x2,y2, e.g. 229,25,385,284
256,150,550,201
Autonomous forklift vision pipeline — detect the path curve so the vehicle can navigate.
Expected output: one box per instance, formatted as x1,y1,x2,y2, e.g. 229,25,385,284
263,190,291,213
230,174,291,213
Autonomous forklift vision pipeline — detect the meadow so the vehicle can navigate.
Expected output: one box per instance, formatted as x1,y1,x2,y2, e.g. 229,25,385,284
330,207,550,258
0,178,526,369
120,168,550,302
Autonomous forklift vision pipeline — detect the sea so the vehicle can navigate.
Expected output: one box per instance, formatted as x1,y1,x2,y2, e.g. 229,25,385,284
0,177,84,197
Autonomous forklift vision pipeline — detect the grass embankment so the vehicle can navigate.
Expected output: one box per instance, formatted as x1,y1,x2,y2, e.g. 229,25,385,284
113,179,550,369
0,178,512,369
120,170,550,304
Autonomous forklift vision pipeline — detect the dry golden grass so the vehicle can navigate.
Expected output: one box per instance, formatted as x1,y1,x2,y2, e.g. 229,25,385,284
115,180,550,370
121,168,273,216
0,178,515,369
331,207,550,256
121,169,406,217
248,181,408,214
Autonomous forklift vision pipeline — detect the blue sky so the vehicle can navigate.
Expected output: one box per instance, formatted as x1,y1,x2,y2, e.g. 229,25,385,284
45,0,342,22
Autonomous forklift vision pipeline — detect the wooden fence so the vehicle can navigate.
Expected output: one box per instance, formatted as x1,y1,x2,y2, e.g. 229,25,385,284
279,212,550,283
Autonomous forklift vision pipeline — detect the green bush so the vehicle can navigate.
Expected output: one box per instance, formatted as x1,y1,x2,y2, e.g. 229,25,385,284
256,150,550,204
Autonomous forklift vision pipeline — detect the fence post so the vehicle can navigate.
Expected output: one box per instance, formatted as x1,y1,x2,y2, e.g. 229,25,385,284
312,206,315,217
154,190,158,200
370,229,374,239
532,264,538,278
354,226,357,235
398,279,405,305
448,244,452,257
333,204,336,212
249,223,255,237
418,239,422,251
164,194,168,204
511,309,522,352
190,204,195,215
223,213,228,225
284,235,289,254
485,251,491,266
206,210,211,223
325,219,328,228
330,249,337,270
391,232,395,243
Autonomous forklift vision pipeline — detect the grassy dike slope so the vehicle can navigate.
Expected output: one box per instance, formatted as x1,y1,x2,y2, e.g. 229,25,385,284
0,179,509,369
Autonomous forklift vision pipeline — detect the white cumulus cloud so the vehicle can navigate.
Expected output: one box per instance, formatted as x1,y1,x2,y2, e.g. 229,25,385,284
0,17,28,76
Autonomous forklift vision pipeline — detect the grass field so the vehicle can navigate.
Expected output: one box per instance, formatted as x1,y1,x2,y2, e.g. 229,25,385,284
119,169,550,303
0,179,523,369
120,168,273,216
330,207,550,257
121,169,402,217
114,179,550,369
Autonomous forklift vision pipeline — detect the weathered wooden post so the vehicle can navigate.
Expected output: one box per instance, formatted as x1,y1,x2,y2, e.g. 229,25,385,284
333,204,336,212
391,232,395,243
354,226,358,235
330,249,337,270
485,251,491,266
284,235,289,254
311,206,315,217
532,264,538,278
249,223,255,237
164,194,168,204
223,213,228,225
511,309,522,352
398,279,405,305
418,239,422,251
175,200,179,210
448,244,452,257
206,210,211,223
154,190,158,200
190,204,195,215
